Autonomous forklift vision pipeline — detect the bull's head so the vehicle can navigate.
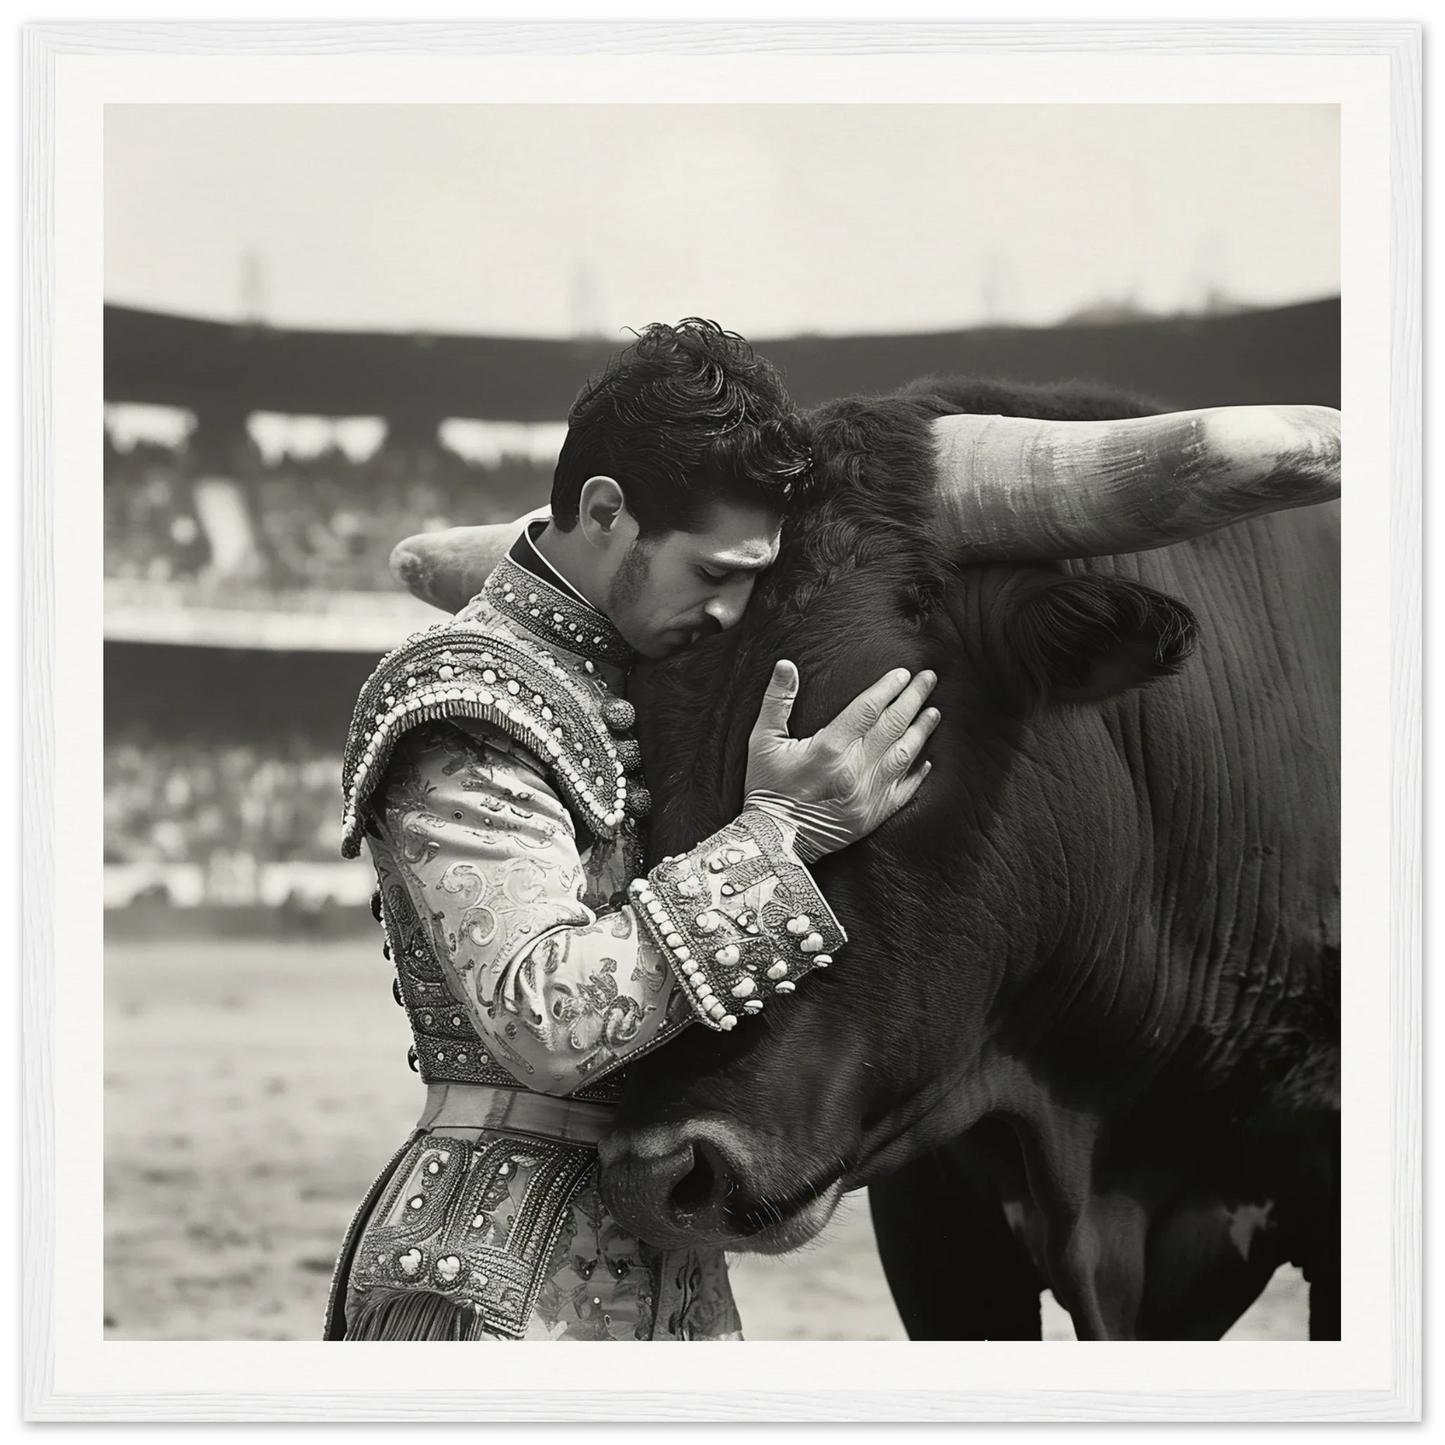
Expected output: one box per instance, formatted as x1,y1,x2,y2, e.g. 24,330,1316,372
599,381,1340,1253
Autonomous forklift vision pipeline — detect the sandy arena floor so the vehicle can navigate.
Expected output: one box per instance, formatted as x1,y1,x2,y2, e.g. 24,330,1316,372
104,937,1308,1341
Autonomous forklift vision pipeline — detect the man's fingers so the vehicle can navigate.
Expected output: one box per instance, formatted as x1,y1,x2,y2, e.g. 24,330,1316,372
869,670,938,750
885,707,941,775
822,667,913,744
750,659,801,742
900,757,935,800
867,757,936,826
889,759,934,813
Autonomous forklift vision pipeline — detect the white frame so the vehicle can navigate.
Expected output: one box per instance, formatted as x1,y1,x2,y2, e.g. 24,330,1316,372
14,14,1433,1433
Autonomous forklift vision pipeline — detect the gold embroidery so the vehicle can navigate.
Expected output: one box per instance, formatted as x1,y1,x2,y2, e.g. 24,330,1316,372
346,1134,600,1339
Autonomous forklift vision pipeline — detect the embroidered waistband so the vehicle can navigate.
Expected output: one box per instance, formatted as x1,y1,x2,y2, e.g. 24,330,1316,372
415,1083,619,1146
344,1129,599,1338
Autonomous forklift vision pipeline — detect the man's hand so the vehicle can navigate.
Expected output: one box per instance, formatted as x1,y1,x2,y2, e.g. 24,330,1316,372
742,660,940,863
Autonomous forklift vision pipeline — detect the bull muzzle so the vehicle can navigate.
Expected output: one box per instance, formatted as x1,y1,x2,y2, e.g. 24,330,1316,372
599,1114,845,1255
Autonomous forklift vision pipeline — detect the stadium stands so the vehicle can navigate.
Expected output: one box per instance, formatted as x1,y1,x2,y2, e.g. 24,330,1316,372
105,731,340,867
103,730,374,913
104,438,212,584
104,428,551,595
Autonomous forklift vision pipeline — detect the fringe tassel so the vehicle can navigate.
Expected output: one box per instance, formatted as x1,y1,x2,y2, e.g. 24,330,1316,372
344,1289,506,1341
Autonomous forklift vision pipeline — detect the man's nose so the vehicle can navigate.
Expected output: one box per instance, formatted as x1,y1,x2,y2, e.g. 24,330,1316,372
704,582,752,633
703,598,743,633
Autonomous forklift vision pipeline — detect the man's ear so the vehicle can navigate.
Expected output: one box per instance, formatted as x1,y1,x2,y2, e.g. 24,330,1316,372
997,573,1197,706
576,476,629,545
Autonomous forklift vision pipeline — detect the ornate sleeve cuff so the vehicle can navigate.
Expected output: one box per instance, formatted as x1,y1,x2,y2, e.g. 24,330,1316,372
626,809,847,1032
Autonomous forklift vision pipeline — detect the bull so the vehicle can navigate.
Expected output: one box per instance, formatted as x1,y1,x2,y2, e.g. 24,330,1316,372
593,378,1341,1341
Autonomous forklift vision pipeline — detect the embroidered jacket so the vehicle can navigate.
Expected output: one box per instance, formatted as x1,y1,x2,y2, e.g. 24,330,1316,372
326,526,844,1342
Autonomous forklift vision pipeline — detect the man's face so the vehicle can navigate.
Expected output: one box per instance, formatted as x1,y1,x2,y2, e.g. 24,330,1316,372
603,501,782,661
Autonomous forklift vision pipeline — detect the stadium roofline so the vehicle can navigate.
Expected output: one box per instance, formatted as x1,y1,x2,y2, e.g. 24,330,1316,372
104,297,1340,421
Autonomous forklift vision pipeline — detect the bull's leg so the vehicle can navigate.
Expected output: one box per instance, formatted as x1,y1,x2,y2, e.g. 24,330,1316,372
1304,1239,1340,1340
1299,1136,1341,1340
1003,1100,1153,1340
868,1147,1043,1340
1134,1190,1289,1339
1050,1190,1153,1341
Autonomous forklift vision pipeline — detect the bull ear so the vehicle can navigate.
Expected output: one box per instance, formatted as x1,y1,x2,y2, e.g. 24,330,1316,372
999,575,1196,706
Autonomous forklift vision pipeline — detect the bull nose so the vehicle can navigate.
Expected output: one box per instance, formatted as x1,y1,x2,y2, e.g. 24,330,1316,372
672,1136,734,1216
599,1123,744,1247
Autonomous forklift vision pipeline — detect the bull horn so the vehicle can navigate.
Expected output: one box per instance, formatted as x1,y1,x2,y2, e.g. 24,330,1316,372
930,405,1340,560
391,506,550,613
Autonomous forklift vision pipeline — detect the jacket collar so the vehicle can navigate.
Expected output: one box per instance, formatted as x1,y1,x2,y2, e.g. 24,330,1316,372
482,520,634,669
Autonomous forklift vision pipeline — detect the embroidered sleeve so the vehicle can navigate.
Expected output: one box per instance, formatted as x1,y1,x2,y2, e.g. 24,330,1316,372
365,721,691,1096
627,811,847,1032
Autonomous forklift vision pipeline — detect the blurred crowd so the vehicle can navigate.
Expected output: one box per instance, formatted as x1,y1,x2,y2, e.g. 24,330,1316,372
104,433,550,592
103,444,211,584
102,415,556,898
105,731,341,866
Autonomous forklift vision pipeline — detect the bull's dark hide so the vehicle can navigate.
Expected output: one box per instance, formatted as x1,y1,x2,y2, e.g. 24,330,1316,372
604,377,1340,1342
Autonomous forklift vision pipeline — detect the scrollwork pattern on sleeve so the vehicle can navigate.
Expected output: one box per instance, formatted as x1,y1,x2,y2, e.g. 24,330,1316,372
367,721,690,1095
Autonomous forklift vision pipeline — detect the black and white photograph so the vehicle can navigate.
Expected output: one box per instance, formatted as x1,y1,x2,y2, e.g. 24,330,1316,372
25,24,1420,1424
102,95,1343,1343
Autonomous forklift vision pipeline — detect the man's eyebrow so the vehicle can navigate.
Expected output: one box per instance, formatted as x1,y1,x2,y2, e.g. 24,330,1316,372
701,548,779,573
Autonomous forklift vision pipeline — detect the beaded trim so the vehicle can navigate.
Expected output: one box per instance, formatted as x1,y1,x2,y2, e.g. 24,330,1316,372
341,626,641,858
628,810,847,1031
324,1132,418,1340
344,1133,599,1339
482,552,634,668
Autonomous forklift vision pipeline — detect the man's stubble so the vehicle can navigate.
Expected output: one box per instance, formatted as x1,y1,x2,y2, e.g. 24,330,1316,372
605,537,657,615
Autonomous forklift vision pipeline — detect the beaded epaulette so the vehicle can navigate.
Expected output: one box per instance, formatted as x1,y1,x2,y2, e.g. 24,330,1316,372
341,622,641,859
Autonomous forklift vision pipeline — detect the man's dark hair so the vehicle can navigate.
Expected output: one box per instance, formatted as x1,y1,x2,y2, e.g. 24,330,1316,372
550,319,813,537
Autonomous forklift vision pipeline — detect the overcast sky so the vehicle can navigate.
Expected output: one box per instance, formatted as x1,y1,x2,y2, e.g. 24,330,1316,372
105,104,1339,339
